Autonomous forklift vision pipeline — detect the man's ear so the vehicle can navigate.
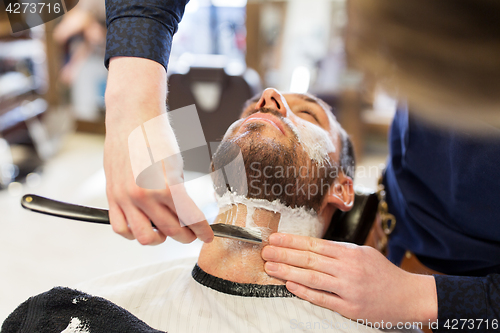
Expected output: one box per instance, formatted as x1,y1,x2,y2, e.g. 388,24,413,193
324,174,354,212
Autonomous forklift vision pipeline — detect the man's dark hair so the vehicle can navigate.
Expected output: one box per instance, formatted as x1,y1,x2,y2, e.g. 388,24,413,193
338,127,356,180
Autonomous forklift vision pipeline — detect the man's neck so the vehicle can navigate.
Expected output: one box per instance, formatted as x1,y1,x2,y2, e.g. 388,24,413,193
197,204,285,285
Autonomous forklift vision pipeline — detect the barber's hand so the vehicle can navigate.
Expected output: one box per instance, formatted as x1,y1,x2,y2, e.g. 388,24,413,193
104,57,214,245
262,233,437,325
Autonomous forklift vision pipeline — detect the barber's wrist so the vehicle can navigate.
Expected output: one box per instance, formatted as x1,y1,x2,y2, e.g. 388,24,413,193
406,273,438,323
105,57,168,126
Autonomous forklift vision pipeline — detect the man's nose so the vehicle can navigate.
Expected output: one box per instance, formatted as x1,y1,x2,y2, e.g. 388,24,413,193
255,89,287,117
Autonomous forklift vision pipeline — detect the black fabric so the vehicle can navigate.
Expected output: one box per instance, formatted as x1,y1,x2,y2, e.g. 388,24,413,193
104,0,189,70
433,274,500,332
192,264,295,298
1,287,165,333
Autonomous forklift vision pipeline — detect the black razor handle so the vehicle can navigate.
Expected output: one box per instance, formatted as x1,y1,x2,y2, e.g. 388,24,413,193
21,194,111,224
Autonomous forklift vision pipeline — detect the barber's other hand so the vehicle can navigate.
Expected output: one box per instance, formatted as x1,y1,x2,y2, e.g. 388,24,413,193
262,233,437,325
104,57,214,245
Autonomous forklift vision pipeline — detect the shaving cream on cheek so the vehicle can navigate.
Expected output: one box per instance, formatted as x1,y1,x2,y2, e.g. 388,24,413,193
282,117,336,166
217,192,323,239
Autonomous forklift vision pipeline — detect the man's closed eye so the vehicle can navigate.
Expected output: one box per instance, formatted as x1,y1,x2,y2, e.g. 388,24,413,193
299,110,320,124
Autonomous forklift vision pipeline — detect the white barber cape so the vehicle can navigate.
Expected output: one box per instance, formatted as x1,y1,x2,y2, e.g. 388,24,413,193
78,257,416,333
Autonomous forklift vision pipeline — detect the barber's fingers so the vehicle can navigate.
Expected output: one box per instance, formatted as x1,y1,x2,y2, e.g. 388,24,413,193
186,220,214,243
134,196,198,244
108,200,134,240
261,246,337,277
267,233,356,259
154,187,214,243
264,261,342,295
122,202,166,246
285,281,345,313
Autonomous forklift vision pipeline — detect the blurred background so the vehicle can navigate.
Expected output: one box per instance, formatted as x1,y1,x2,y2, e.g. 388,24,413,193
0,0,395,321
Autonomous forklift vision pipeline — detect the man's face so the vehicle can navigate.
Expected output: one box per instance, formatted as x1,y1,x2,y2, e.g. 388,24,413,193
212,88,343,212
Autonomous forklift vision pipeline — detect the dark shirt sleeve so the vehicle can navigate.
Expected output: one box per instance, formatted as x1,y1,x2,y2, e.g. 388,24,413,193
105,0,190,70
434,274,500,332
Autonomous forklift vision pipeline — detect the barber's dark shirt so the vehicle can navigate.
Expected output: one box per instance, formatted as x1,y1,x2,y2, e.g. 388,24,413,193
104,0,189,70
385,105,500,330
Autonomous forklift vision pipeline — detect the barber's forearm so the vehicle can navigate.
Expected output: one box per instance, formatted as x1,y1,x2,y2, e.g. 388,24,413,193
105,57,167,128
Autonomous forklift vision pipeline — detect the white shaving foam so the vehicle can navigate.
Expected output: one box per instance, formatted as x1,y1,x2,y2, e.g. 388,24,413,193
216,192,323,239
245,205,257,228
60,317,90,333
282,116,336,167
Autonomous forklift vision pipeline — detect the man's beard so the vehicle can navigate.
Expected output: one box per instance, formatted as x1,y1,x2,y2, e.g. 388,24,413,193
211,109,338,212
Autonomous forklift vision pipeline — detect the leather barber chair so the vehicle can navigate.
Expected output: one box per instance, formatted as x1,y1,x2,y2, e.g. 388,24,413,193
167,62,261,173
324,186,379,245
